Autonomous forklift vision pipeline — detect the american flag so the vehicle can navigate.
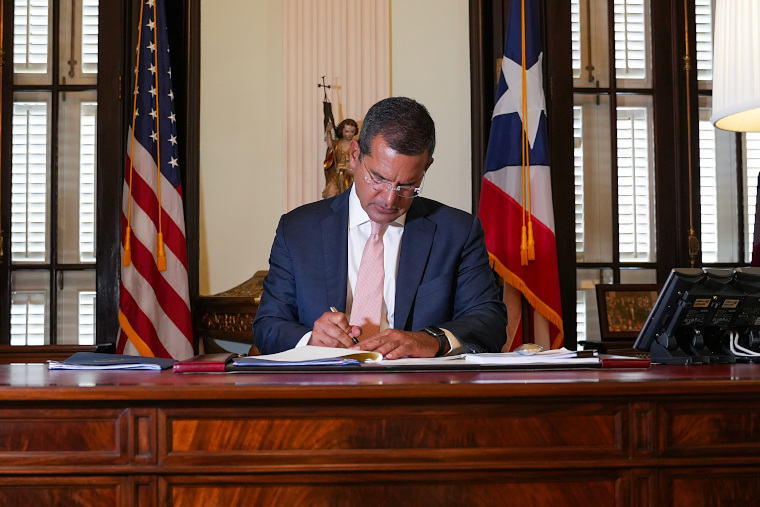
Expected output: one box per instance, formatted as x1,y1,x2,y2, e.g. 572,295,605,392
477,0,563,350
118,0,194,360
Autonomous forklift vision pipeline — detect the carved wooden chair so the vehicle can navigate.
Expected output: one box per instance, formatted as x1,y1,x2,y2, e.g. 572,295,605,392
193,271,267,356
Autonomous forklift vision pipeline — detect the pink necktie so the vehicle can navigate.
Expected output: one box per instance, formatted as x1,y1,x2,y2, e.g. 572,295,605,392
350,221,385,339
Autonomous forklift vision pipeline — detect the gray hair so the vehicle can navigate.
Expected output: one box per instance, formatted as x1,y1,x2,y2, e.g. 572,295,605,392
357,97,436,160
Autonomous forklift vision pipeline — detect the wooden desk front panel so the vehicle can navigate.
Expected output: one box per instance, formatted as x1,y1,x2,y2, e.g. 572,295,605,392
0,407,130,467
162,471,627,506
160,399,628,471
1,365,760,506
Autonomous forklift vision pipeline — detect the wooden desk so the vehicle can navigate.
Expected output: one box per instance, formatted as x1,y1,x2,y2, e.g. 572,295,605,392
1,363,759,506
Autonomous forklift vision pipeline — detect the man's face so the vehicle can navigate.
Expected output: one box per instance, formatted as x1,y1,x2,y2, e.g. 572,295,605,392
350,135,432,225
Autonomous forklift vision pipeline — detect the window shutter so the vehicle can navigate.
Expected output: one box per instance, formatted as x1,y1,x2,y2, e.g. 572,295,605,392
571,0,582,79
11,101,49,262
614,0,649,82
10,292,47,346
574,106,585,257
695,0,713,83
79,102,97,262
13,0,50,77
617,107,652,262
698,108,718,262
78,291,96,345
746,133,760,260
81,0,99,75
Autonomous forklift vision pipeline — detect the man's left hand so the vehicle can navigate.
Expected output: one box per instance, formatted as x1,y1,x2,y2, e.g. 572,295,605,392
350,329,447,359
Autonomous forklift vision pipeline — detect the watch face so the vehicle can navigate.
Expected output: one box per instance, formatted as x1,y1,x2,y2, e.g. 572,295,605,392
425,326,444,336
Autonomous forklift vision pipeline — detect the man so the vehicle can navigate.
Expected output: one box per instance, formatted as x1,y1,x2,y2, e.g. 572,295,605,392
254,97,507,358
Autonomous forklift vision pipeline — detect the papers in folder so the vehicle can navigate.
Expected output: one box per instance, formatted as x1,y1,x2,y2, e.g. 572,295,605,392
48,352,176,370
465,348,599,366
229,346,598,369
232,346,383,368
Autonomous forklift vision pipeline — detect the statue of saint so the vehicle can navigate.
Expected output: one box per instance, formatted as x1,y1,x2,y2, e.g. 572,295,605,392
322,118,358,198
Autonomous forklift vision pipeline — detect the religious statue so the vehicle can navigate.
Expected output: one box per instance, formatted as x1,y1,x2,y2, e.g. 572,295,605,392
322,118,358,198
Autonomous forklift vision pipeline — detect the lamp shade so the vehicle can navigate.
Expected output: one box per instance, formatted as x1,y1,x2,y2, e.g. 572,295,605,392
711,0,760,132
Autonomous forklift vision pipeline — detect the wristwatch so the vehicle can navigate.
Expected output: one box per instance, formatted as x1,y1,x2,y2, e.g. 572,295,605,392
424,326,448,357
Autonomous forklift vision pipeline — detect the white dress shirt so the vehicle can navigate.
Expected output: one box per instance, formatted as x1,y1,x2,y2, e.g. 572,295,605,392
298,186,462,354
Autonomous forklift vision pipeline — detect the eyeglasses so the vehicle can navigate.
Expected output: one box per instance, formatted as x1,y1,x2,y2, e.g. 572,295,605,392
361,159,424,199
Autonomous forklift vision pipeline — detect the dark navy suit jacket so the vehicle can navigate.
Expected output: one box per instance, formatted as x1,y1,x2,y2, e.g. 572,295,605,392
253,188,508,354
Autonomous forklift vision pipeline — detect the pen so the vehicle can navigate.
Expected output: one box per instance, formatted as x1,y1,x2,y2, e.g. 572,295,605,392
331,307,359,344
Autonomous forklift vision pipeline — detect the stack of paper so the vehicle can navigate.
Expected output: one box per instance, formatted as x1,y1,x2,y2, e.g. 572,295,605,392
231,346,382,368
464,348,599,366
48,352,176,370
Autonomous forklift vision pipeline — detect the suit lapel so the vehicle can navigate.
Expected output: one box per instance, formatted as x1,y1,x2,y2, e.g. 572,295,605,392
394,199,435,330
321,191,350,310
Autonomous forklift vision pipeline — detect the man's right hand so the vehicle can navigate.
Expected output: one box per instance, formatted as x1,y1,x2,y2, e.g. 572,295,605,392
310,310,360,348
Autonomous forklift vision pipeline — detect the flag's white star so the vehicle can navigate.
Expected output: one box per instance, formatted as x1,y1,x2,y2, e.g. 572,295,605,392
168,67,172,79
168,112,176,123
148,63,156,75
147,0,155,7
149,108,158,120
168,134,177,146
168,89,174,101
150,130,158,142
135,108,140,117
147,19,155,31
149,86,157,97
148,41,155,53
168,157,179,168
493,52,546,148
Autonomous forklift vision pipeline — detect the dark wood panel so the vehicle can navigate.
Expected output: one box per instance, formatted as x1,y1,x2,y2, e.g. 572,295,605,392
0,476,124,506
664,467,760,506
162,471,624,507
130,408,157,464
0,408,128,467
660,401,760,457
160,401,626,469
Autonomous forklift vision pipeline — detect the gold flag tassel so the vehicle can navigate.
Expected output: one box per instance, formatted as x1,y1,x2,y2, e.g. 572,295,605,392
152,0,167,272
123,0,147,268
527,220,535,260
519,0,530,267
157,232,167,271
123,226,133,266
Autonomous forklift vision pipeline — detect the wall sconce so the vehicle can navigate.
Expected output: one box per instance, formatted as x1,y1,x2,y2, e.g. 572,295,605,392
711,0,760,131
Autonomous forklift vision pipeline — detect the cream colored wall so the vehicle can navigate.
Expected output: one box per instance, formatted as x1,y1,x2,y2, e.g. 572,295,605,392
391,1,472,213
199,1,284,294
199,0,471,295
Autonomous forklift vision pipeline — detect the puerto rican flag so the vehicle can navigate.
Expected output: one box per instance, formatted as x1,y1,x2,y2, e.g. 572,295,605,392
478,0,563,350
118,0,194,360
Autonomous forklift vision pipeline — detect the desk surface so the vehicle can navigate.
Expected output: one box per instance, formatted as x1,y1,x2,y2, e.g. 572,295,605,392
2,362,759,401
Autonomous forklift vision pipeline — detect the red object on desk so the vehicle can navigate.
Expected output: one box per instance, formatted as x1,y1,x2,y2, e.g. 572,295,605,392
599,354,651,369
172,352,238,373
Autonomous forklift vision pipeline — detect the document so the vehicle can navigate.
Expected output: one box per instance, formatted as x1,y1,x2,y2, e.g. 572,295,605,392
464,348,600,366
230,347,605,369
231,346,383,368
176,346,647,373
48,352,176,370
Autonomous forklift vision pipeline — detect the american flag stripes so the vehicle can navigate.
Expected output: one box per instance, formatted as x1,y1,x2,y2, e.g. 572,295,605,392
118,0,194,360
478,0,564,350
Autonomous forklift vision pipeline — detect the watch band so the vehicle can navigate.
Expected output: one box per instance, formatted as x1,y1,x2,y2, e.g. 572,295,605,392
424,326,447,357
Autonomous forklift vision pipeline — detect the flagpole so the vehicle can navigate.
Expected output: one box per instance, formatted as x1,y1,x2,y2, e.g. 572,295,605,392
683,0,700,267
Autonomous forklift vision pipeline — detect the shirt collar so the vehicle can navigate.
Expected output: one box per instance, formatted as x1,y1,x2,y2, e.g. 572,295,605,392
348,185,406,229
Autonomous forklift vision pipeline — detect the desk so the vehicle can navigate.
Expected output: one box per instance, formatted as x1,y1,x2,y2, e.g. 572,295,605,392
1,364,759,506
